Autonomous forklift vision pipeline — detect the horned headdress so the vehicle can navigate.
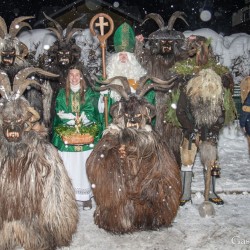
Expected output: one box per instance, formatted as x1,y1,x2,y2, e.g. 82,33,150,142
0,67,58,128
0,16,34,59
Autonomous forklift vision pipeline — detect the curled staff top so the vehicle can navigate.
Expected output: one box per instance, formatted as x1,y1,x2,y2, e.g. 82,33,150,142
89,13,114,45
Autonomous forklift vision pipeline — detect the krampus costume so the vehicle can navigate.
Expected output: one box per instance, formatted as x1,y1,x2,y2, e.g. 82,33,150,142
0,16,47,123
0,68,78,249
134,12,206,166
87,75,181,234
176,69,233,206
40,13,91,137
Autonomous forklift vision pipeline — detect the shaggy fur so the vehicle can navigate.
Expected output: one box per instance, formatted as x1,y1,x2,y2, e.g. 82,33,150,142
199,141,217,169
87,127,181,234
0,97,79,249
155,91,183,166
187,69,224,127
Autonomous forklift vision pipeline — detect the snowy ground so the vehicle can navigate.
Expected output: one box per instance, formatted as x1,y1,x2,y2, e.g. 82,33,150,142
57,121,250,250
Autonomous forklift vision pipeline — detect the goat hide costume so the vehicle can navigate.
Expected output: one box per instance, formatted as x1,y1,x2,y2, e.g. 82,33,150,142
0,16,48,125
135,12,211,166
87,76,181,234
0,68,78,250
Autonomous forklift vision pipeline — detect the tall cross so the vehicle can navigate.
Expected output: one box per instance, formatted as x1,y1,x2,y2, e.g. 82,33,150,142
95,17,109,36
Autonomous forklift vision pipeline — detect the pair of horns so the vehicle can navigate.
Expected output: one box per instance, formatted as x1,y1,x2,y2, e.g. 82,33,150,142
0,67,58,100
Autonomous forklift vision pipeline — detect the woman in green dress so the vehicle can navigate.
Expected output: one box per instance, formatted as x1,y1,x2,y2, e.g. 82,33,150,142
52,65,100,210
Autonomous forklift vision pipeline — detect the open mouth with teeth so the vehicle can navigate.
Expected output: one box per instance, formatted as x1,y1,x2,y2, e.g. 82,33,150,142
124,113,142,129
162,46,172,53
2,57,15,65
126,122,140,129
4,128,22,142
59,58,70,65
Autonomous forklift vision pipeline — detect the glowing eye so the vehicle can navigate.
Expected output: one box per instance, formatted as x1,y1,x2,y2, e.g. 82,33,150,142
135,114,142,117
17,119,22,123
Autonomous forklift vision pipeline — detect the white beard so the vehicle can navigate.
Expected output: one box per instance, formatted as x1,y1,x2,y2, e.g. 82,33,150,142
106,52,147,101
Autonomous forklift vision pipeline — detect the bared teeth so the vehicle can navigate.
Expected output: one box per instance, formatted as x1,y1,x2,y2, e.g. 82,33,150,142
126,122,139,129
6,129,19,138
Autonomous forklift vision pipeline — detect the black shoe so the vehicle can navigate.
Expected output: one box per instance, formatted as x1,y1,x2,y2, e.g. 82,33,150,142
180,199,191,206
209,195,224,205
83,199,92,210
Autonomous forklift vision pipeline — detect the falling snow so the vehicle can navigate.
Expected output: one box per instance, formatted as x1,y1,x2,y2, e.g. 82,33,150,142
46,122,250,250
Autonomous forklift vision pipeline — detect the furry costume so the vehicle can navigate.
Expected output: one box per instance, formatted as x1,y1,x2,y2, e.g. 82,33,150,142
87,76,181,233
0,68,78,250
177,69,229,206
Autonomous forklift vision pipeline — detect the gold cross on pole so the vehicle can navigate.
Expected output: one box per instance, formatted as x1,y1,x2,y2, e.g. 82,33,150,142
90,13,114,79
95,16,109,36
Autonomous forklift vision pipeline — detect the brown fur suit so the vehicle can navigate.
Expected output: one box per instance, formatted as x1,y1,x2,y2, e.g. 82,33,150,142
0,68,78,250
87,127,181,234
86,76,181,233
177,69,225,163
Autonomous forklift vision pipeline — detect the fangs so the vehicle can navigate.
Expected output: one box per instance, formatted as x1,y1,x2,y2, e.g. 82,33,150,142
6,129,20,138
126,122,139,129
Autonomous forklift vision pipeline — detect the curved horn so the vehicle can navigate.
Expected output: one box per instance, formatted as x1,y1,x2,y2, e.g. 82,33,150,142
9,16,34,38
65,27,84,44
94,84,130,101
141,13,165,29
167,11,189,30
138,76,177,98
92,76,130,100
19,41,29,58
65,15,85,42
0,16,7,38
27,106,40,123
145,103,156,118
12,67,59,96
43,12,63,39
94,76,131,95
24,106,41,131
135,75,151,94
0,70,11,98
47,27,63,42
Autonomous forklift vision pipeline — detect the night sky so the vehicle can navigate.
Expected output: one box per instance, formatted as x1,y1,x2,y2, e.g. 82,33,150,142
0,0,247,35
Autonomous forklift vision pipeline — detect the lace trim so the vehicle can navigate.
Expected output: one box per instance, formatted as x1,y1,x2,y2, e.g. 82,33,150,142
75,187,91,195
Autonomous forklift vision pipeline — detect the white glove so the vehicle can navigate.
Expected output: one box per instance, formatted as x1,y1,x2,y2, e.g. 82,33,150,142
80,112,90,125
66,120,75,126
98,96,105,113
58,111,76,120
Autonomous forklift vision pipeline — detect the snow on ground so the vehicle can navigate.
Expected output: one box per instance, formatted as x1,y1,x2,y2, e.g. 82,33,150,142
59,121,250,250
